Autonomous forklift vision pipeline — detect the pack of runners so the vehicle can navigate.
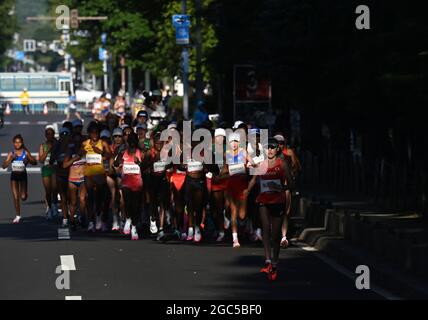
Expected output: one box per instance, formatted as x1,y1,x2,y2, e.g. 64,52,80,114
2,114,301,281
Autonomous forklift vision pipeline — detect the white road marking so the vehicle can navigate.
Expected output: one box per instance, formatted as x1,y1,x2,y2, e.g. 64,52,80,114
298,243,401,300
1,153,39,157
60,255,76,271
65,296,82,300
58,228,71,240
19,121,30,125
0,168,41,174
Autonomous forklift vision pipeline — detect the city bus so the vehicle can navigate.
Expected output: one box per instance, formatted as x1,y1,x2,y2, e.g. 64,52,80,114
0,72,73,112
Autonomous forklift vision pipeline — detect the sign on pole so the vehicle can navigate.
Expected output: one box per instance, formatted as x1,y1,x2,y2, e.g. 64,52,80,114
98,47,108,61
23,39,36,52
15,51,25,61
172,15,191,45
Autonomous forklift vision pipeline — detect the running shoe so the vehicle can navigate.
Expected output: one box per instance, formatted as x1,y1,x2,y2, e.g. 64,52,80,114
180,232,187,241
150,218,158,234
216,232,225,242
87,221,96,232
156,230,165,241
131,226,139,241
194,226,202,243
254,228,263,242
233,239,241,248
173,229,181,239
280,236,289,248
268,266,278,281
112,216,120,231
12,216,21,224
224,216,231,230
260,262,272,274
200,223,205,231
95,216,102,231
186,228,194,241
46,207,52,220
123,218,132,235
62,219,68,228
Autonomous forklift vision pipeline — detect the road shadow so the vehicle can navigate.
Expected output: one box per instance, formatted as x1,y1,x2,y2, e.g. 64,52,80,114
197,254,384,300
0,216,57,242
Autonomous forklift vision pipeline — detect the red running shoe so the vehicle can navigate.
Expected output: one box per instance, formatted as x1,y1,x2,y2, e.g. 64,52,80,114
260,263,272,274
268,267,278,281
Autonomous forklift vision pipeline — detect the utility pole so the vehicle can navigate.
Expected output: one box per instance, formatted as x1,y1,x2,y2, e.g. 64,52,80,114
195,0,203,104
182,0,189,120
120,56,126,92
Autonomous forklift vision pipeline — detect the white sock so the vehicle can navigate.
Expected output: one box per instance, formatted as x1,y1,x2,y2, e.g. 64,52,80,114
232,232,238,242
265,259,272,265
219,231,225,237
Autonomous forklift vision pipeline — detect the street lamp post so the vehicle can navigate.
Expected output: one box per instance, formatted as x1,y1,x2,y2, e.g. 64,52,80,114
182,0,189,120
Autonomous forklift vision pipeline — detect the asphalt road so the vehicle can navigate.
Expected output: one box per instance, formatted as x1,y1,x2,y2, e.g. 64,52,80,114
0,113,385,300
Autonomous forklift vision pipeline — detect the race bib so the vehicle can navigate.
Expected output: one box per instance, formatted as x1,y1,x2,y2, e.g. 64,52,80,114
86,153,102,164
12,161,25,172
123,163,141,175
228,163,246,176
153,161,166,173
44,154,51,166
72,157,86,167
252,156,264,165
260,179,282,193
187,161,203,173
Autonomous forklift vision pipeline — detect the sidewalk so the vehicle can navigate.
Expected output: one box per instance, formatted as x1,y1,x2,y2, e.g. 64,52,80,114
293,188,428,299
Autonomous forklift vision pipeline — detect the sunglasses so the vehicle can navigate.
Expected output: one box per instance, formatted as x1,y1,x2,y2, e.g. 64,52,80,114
267,145,278,149
113,135,122,138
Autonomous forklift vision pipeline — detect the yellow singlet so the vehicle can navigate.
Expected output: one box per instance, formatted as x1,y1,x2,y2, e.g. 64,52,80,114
83,139,105,177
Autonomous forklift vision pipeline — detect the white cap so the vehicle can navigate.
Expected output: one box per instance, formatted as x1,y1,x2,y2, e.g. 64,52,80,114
167,123,177,130
214,128,226,137
233,120,244,129
273,135,285,142
105,93,112,100
45,125,55,132
228,132,241,143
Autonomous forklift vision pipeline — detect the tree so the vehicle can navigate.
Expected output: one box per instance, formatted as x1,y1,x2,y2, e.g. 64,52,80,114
0,0,17,68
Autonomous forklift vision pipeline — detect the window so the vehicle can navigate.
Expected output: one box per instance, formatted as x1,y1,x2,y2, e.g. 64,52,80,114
0,77,14,90
60,81,71,92
45,77,57,90
15,77,29,91
30,77,44,90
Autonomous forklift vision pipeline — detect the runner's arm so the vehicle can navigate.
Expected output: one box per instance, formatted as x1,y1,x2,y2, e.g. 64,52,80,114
25,147,38,165
2,152,14,169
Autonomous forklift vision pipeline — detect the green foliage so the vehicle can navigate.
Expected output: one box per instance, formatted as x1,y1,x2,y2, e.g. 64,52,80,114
0,0,17,64
46,0,218,87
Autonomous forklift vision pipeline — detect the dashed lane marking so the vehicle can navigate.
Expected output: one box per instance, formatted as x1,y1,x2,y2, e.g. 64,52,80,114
60,255,76,271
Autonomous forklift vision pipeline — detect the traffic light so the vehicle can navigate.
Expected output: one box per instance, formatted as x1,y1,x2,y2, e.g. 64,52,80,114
70,9,79,29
